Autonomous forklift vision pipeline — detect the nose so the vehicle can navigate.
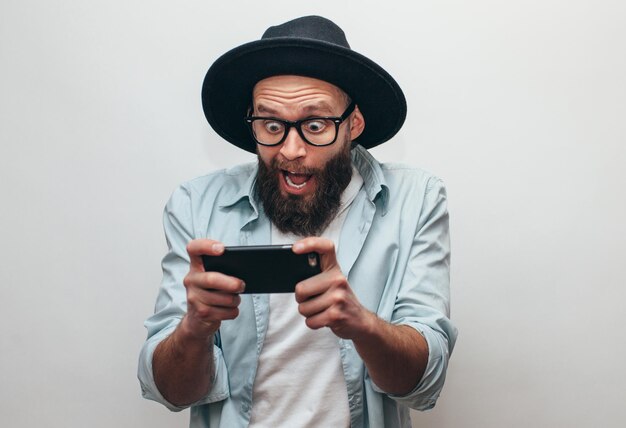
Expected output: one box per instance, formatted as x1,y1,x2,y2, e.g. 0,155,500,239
278,126,307,160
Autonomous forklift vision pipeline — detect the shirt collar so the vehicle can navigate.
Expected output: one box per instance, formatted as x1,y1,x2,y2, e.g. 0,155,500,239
351,145,390,214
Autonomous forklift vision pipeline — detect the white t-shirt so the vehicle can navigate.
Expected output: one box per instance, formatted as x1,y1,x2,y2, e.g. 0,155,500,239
248,167,363,427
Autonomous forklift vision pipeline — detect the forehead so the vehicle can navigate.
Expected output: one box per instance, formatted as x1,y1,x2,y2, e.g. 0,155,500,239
252,75,347,110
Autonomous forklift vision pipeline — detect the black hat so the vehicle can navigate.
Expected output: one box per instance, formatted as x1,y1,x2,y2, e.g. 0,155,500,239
201,15,407,153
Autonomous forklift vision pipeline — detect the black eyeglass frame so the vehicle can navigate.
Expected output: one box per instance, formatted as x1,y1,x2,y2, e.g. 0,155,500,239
244,101,356,147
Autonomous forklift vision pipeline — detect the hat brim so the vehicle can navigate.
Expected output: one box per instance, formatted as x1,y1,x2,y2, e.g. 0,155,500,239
202,38,406,153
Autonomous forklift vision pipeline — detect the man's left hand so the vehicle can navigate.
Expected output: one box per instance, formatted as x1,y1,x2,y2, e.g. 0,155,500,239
293,237,429,395
292,237,374,340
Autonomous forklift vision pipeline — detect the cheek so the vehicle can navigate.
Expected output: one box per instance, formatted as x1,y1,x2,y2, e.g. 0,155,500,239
311,138,348,162
319,140,349,164
257,146,278,165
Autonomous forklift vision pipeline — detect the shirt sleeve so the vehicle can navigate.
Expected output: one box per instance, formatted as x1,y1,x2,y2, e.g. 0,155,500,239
379,176,458,410
137,184,230,411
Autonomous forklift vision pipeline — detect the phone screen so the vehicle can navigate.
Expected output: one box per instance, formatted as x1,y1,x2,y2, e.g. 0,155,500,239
201,245,321,293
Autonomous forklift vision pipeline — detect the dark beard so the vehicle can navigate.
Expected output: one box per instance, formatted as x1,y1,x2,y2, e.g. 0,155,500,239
255,148,353,237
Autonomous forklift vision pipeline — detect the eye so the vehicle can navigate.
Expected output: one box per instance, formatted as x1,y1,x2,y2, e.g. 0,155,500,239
303,119,328,134
263,120,285,134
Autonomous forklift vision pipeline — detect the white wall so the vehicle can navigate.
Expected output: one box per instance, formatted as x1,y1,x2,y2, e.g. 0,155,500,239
1,1,625,427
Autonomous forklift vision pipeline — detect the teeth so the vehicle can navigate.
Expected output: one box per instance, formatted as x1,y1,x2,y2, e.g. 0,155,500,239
285,174,308,189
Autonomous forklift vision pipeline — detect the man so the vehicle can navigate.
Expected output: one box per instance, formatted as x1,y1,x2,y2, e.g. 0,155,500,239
138,15,457,427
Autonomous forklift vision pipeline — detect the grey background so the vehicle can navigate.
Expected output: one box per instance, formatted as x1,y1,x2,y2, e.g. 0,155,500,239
1,1,625,427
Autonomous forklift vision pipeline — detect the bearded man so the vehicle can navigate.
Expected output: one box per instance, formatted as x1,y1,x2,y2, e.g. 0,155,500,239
138,15,457,428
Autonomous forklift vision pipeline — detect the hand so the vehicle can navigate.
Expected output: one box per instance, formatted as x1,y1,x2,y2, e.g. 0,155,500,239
292,237,374,340
179,239,245,340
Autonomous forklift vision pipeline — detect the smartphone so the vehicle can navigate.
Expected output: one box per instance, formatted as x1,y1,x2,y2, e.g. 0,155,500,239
201,244,321,294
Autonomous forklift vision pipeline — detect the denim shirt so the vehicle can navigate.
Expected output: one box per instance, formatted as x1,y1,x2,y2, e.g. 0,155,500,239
138,146,458,427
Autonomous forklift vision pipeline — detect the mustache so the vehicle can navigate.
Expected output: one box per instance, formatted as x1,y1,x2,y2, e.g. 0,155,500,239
271,158,319,175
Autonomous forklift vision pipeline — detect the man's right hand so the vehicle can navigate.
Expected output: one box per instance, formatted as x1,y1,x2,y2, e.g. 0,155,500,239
179,239,245,341
153,238,243,406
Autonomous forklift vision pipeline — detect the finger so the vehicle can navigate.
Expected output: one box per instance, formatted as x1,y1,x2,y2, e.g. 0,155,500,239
207,306,240,321
184,270,245,294
191,304,240,323
189,288,242,309
292,237,334,254
186,239,225,273
301,302,356,335
301,309,332,331
297,277,351,317
297,292,328,318
292,237,338,271
294,269,347,303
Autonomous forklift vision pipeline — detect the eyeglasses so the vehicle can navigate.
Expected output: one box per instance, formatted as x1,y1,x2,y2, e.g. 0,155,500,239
244,102,356,147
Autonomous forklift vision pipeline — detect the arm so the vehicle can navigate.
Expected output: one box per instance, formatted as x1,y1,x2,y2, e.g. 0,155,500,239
351,314,429,395
152,319,215,406
152,239,245,406
293,239,428,395
293,177,455,398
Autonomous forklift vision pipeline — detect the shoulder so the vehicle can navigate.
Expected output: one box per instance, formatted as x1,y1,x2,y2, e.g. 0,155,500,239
355,161,450,245
374,162,448,227
172,163,256,198
165,162,257,210
379,162,446,195
182,162,256,193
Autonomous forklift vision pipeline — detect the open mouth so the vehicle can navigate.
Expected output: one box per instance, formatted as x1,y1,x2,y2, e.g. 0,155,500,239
283,170,313,190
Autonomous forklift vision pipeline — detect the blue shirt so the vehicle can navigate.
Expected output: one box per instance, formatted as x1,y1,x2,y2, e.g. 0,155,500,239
138,146,458,427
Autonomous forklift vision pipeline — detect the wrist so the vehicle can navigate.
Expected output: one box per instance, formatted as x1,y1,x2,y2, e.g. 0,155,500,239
350,309,380,343
177,315,219,345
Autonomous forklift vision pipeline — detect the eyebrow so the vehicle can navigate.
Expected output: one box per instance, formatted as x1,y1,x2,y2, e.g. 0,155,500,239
255,104,278,115
255,102,337,117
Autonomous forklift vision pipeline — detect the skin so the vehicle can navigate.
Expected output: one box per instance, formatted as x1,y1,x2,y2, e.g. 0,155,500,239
153,75,429,406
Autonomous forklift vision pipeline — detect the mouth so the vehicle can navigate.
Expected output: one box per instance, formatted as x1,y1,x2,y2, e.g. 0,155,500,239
281,170,314,192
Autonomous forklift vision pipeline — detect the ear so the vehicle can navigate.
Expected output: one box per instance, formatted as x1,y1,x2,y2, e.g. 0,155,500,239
349,105,365,140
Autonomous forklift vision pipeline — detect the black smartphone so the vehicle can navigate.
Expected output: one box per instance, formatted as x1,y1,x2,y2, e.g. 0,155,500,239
201,245,321,294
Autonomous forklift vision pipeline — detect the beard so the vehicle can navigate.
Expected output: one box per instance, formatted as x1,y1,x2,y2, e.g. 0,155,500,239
255,147,353,237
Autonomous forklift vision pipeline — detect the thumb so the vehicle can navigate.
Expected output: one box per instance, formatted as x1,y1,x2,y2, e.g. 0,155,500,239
186,239,225,272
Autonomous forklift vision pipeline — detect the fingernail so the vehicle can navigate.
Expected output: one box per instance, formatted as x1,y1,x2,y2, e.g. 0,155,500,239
212,243,224,253
241,281,246,292
293,243,304,251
